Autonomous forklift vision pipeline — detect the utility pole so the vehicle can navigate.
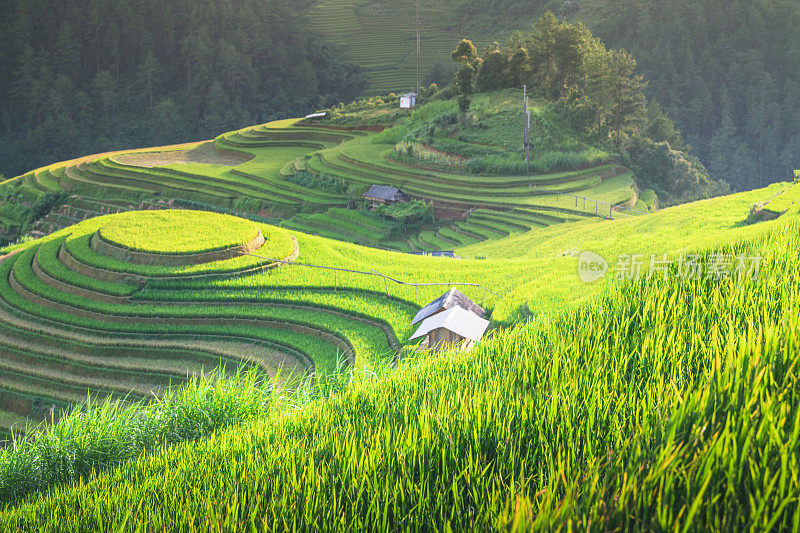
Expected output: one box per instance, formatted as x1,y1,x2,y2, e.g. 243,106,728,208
523,85,531,182
416,0,421,97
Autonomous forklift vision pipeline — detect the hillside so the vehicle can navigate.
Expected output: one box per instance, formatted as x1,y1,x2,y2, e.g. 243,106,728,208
580,0,800,190
0,183,798,528
303,0,800,189
0,0,367,180
0,88,797,525
303,0,559,95
0,157,791,439
0,88,644,248
3,0,798,193
0,2,798,527
0,70,766,439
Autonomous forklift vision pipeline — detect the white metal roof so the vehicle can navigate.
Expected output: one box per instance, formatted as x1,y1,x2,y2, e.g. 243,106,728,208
409,306,490,342
305,111,327,119
400,93,417,98
410,288,485,325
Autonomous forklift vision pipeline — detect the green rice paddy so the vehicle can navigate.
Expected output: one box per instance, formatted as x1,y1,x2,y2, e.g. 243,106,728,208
97,210,261,254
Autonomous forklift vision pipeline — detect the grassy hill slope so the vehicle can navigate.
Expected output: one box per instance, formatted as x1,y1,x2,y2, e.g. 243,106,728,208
306,0,461,94
303,0,800,194
0,86,660,438
303,0,558,95
0,86,786,441
0,89,641,252
0,172,791,437
0,186,798,529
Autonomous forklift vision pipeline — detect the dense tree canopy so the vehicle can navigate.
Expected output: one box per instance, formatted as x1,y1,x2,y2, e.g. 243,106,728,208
463,13,648,145
447,0,800,191
589,0,800,190
0,0,365,178
454,13,727,204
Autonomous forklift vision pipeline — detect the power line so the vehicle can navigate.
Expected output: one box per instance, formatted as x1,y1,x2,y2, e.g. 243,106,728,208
416,0,421,96
523,85,531,180
237,251,500,297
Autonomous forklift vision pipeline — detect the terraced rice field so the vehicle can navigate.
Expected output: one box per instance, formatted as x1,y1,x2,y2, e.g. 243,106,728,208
0,178,794,526
2,112,641,256
302,133,637,210
305,0,476,94
0,105,655,437
2,125,358,227
281,207,401,250
0,210,417,438
0,177,790,437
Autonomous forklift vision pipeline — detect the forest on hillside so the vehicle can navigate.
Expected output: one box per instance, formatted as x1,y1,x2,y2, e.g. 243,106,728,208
448,13,726,204
0,0,365,179
455,0,800,191
3,0,798,194
589,0,800,190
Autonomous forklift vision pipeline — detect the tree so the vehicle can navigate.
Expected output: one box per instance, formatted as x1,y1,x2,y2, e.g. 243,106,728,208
200,80,229,136
0,0,366,179
628,138,711,199
138,52,159,114
452,39,480,112
463,13,651,142
527,11,591,97
451,39,478,64
708,110,759,190
779,134,800,174
92,69,117,133
607,49,647,147
54,21,80,74
509,48,531,85
590,0,800,187
743,75,780,187
424,61,453,87
476,49,509,91
151,98,184,145
454,64,477,112
643,101,684,149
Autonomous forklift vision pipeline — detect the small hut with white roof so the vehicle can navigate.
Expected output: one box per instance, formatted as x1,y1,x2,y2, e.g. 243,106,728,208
410,288,489,354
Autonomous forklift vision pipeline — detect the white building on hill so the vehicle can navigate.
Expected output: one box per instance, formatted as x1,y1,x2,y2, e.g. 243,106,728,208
400,93,417,109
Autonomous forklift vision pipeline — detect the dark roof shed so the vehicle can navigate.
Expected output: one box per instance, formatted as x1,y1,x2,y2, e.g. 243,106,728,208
363,185,404,202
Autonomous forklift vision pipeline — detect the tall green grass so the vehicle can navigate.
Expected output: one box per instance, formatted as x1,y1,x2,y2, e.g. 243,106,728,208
373,100,459,144
1,223,797,530
0,369,281,505
466,147,613,175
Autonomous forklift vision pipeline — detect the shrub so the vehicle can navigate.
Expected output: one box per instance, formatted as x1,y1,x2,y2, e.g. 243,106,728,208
428,138,502,159
394,141,467,170
377,200,433,229
287,172,347,194
466,148,613,175
373,124,411,144
372,100,458,145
